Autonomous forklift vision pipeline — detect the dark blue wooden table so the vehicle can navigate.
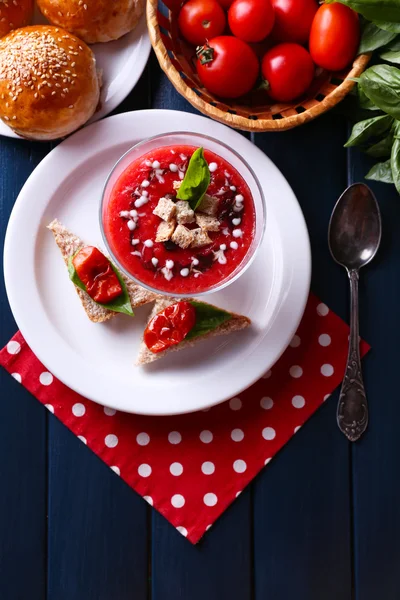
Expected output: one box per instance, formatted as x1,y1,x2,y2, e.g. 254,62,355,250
1,55,399,600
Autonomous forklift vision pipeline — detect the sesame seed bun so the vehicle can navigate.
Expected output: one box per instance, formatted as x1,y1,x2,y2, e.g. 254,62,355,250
0,25,100,140
37,0,145,44
0,0,34,39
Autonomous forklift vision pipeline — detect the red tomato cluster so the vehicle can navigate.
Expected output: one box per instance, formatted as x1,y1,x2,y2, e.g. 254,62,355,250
178,0,360,101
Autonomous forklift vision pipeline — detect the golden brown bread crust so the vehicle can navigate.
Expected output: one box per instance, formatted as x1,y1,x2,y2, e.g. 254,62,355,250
37,0,145,44
0,25,100,140
0,0,34,38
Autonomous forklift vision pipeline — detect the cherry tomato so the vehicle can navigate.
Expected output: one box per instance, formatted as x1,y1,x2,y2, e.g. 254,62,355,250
261,43,314,102
228,0,275,43
271,0,317,44
196,36,259,98
178,0,226,46
309,3,360,72
144,301,196,353
73,246,122,304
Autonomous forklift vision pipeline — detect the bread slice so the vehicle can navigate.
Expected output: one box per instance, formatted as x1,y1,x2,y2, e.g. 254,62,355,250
136,297,251,365
47,219,158,323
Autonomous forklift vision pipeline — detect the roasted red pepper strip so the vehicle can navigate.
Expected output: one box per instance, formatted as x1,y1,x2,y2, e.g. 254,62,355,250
144,301,196,353
73,246,123,304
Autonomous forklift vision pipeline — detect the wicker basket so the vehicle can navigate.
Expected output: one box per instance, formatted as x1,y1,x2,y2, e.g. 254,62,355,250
147,0,370,132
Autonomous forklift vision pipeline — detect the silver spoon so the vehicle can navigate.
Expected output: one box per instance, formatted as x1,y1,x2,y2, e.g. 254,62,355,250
328,183,381,442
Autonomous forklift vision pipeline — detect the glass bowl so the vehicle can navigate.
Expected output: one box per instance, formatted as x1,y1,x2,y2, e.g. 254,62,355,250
100,131,266,297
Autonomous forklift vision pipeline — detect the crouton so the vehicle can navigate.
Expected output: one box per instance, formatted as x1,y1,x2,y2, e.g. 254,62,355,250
156,220,176,242
171,224,195,249
173,180,182,191
153,197,176,222
195,213,220,232
191,228,212,247
198,194,219,216
175,200,195,225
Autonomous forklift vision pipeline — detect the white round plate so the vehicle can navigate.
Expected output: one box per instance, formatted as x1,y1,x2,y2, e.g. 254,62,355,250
4,109,311,415
0,10,150,139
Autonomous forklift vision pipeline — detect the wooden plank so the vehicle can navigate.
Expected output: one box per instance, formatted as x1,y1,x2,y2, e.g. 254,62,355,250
253,114,353,600
349,149,400,600
46,69,151,600
150,72,253,600
0,137,49,600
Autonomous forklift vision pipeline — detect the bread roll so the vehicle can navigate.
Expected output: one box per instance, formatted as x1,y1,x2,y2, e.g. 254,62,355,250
0,0,34,38
37,0,145,44
0,25,100,140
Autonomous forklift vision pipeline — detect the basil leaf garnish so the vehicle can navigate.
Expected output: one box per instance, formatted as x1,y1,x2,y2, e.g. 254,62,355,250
176,147,210,211
345,114,393,147
330,0,400,23
67,254,134,317
358,65,400,120
185,301,232,340
359,22,397,54
366,159,394,184
374,21,400,33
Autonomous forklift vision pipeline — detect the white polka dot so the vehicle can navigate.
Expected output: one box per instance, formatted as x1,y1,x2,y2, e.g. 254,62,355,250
111,466,120,476
170,462,183,476
206,524,212,531
290,335,301,348
233,459,247,473
7,340,20,355
44,404,54,414
264,457,272,465
144,495,153,506
229,397,242,410
262,427,276,440
11,373,21,383
201,461,215,475
138,464,152,477
200,430,213,443
171,494,185,508
321,364,334,377
177,526,188,537
168,431,182,444
78,435,87,444
319,334,331,347
104,407,116,416
105,434,118,448
294,426,301,433
289,365,303,378
39,372,53,386
292,395,305,409
324,394,330,402
72,403,86,417
136,432,150,446
231,428,244,442
260,396,273,410
236,491,242,498
317,303,329,316
204,493,218,506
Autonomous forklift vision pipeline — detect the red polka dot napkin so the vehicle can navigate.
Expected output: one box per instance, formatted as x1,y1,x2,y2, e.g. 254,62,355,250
0,293,369,543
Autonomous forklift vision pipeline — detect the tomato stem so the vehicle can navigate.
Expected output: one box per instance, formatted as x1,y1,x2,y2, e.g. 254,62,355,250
258,78,270,91
196,43,214,65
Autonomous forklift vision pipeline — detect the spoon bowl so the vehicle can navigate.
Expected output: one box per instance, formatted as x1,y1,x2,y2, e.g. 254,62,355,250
329,183,381,272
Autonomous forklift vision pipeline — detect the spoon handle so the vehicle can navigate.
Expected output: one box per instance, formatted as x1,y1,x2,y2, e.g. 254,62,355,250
337,269,368,442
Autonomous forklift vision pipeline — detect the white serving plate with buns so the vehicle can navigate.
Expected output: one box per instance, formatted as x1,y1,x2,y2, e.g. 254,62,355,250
4,110,311,415
0,7,150,140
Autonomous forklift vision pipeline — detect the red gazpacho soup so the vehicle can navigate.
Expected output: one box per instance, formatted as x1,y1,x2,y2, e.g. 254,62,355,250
103,145,256,294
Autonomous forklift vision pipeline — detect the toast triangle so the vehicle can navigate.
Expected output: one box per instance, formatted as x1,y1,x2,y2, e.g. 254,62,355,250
47,219,158,323
136,296,251,365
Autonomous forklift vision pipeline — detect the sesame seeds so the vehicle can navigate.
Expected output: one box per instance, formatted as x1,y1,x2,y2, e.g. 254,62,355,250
0,28,85,121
